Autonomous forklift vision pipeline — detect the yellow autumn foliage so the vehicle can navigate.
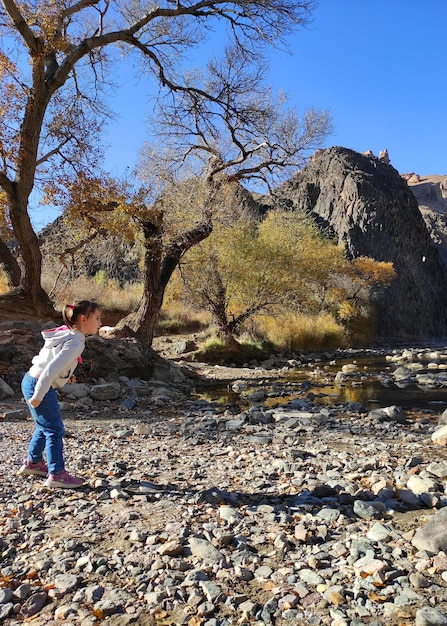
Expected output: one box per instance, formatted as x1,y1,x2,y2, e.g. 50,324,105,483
258,312,345,351
176,207,394,344
352,256,396,286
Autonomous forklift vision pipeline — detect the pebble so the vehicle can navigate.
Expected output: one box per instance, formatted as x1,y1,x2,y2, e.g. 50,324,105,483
3,344,447,624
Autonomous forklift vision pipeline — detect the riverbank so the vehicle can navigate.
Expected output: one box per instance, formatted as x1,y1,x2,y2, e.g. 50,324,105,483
3,328,447,625
3,361,447,625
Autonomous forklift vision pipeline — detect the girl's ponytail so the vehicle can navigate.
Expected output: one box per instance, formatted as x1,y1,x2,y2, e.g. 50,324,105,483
62,301,99,328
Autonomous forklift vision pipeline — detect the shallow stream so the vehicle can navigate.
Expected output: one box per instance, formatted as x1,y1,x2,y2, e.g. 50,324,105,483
195,351,447,412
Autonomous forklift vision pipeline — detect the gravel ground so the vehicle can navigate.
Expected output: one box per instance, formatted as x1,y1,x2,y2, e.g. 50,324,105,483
3,380,447,626
3,334,447,626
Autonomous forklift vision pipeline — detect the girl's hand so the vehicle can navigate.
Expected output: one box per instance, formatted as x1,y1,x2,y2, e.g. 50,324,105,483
68,374,76,383
29,398,41,408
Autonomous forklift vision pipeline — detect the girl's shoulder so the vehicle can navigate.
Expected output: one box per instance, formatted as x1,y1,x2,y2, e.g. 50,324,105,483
42,326,85,350
63,329,85,345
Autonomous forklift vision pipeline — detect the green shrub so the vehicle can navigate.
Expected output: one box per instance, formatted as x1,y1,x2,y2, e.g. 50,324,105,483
195,335,269,365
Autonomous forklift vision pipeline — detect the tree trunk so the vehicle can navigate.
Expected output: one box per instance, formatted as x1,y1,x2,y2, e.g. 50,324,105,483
1,49,54,316
208,260,233,336
116,211,213,344
116,284,165,343
7,196,53,314
115,215,165,344
215,330,240,349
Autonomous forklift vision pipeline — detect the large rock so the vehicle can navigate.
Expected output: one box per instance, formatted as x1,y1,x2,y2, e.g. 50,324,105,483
276,146,447,341
412,507,447,553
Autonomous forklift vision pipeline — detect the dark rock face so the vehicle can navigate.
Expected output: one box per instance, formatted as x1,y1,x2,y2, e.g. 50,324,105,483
410,176,447,266
276,146,447,341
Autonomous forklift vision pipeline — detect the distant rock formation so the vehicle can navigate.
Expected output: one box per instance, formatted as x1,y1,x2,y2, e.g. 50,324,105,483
408,174,447,267
360,149,390,163
402,172,421,184
378,148,390,164
275,146,447,341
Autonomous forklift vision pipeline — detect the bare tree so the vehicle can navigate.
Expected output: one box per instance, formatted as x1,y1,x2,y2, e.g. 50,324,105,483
150,47,331,189
0,0,317,316
113,47,331,341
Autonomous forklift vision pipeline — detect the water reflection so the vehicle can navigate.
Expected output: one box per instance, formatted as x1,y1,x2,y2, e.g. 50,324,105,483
194,354,447,410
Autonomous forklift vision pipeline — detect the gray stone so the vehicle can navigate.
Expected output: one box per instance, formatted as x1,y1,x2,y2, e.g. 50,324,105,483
53,573,79,595
0,588,13,603
412,508,447,553
61,382,90,398
2,408,28,420
199,580,225,603
0,603,13,620
90,383,121,400
353,500,386,520
188,537,224,562
0,377,15,399
21,592,47,617
415,606,447,626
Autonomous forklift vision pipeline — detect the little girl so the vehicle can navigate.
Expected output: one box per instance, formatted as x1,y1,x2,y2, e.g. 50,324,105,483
20,300,102,489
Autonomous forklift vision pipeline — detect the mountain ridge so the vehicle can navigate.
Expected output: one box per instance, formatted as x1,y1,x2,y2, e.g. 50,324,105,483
273,147,447,341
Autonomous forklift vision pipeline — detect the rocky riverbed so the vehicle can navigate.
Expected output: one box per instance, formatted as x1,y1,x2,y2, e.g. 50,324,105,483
3,329,447,625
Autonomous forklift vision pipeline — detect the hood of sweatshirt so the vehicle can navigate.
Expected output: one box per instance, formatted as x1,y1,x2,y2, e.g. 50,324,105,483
39,325,84,364
41,325,77,346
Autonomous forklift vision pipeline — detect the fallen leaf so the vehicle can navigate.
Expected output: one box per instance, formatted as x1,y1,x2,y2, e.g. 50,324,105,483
92,608,104,619
188,617,204,626
368,591,387,603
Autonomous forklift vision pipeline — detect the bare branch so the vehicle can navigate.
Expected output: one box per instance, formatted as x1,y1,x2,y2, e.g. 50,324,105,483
57,228,101,261
36,137,72,166
163,218,213,262
62,0,101,21
142,46,332,191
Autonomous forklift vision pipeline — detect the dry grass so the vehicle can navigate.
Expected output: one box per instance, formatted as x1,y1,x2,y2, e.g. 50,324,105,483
0,270,8,295
157,287,212,335
1,268,359,352
194,335,269,365
51,274,212,334
44,274,143,313
258,312,347,352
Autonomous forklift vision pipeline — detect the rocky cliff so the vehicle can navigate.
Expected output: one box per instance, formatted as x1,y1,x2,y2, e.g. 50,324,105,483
407,174,447,266
275,146,447,341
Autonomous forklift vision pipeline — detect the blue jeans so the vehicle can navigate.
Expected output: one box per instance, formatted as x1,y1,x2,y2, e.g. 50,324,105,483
21,372,65,474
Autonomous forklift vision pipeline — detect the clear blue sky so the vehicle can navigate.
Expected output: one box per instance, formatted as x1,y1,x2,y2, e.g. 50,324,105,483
32,0,447,227
105,0,446,178
267,0,447,176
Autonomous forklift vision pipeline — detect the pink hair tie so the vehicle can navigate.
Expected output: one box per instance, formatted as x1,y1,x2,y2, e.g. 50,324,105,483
67,304,75,311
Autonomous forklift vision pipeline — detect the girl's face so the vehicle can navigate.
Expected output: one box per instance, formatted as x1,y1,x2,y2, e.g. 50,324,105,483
80,308,102,335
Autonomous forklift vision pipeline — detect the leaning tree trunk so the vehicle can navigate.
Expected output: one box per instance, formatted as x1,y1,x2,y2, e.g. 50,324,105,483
115,245,165,344
7,195,54,316
115,209,213,344
115,215,165,344
116,281,165,343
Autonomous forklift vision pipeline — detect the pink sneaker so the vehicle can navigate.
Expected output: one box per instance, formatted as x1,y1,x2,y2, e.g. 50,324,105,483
19,459,48,477
44,470,83,489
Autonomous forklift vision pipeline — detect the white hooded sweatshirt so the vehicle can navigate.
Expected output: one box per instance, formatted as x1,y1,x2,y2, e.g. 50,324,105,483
28,325,85,402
